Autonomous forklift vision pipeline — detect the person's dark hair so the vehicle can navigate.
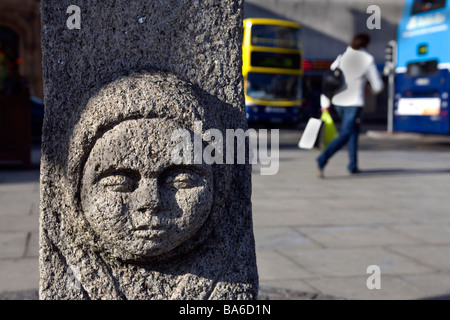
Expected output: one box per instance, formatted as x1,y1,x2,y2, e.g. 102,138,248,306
350,33,370,50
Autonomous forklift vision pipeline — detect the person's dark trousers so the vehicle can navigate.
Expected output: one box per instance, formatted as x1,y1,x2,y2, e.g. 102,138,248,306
316,106,363,172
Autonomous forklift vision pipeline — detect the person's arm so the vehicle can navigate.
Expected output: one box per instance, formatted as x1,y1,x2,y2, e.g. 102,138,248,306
330,54,342,71
320,93,331,111
365,59,384,94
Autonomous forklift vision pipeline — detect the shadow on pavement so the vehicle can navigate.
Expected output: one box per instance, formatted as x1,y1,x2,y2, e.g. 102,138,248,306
422,294,450,300
325,168,450,180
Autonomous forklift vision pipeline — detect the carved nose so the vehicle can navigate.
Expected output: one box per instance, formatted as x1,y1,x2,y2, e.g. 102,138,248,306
134,178,163,213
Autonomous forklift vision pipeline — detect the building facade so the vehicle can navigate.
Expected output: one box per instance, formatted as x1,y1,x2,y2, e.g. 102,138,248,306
0,0,42,99
245,0,405,62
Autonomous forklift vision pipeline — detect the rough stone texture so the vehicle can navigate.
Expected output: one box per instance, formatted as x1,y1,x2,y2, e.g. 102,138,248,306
0,288,342,300
39,1,257,300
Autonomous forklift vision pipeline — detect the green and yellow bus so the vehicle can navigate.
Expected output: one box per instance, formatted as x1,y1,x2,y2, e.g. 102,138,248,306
242,18,303,124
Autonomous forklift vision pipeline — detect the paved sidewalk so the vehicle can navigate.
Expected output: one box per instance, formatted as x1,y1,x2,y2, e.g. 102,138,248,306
253,129,450,300
0,146,40,298
1,130,450,300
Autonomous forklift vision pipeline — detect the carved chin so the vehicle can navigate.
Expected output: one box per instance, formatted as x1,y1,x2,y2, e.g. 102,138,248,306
89,213,213,262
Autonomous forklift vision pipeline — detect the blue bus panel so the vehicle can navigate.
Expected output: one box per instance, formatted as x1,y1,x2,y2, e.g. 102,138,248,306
395,0,450,134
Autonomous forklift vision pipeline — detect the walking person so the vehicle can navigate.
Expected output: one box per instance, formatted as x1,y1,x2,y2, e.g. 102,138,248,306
316,33,384,178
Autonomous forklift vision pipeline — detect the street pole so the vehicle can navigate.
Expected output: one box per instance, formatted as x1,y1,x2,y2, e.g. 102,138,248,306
387,65,395,134
384,40,397,134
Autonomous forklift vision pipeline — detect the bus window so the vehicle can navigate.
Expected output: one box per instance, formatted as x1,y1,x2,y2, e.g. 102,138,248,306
246,73,302,101
412,0,446,15
406,60,438,76
251,25,300,49
251,52,301,69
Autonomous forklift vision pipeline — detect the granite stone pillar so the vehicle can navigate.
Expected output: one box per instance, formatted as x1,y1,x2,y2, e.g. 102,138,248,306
39,0,258,300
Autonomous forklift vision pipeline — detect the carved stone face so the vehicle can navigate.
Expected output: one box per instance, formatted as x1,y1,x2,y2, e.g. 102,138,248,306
80,118,214,259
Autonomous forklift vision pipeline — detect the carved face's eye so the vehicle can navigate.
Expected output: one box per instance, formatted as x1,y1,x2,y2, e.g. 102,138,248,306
164,171,202,190
99,173,139,192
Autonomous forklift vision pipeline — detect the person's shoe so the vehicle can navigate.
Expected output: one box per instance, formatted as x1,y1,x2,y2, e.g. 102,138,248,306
316,162,324,179
349,169,361,175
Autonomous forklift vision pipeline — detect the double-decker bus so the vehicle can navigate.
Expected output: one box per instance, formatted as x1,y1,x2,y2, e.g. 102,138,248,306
242,18,303,124
395,0,450,134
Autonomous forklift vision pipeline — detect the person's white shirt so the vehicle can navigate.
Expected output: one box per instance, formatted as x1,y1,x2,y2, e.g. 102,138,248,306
320,46,384,108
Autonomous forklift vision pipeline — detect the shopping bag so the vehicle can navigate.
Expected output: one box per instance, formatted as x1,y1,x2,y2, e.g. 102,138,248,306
320,109,338,150
298,117,323,150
